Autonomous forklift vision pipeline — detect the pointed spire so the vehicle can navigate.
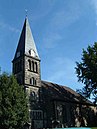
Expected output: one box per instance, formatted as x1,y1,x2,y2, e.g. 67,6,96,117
14,17,39,60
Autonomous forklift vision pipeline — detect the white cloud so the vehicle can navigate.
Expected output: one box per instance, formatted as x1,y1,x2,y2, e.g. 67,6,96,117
42,1,83,49
50,5,81,30
45,56,83,90
29,0,55,23
90,0,97,25
91,0,97,14
47,57,77,84
43,32,62,49
0,22,19,33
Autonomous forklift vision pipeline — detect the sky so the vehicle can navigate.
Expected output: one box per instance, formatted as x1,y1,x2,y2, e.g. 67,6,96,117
0,0,97,92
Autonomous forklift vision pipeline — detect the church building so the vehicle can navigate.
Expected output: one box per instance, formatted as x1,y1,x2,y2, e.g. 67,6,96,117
12,17,97,129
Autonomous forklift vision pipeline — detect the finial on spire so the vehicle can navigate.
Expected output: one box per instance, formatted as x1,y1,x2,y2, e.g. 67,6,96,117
25,9,28,18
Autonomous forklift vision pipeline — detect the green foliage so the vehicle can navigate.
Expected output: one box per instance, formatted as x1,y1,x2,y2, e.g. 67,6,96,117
75,42,97,103
0,73,29,129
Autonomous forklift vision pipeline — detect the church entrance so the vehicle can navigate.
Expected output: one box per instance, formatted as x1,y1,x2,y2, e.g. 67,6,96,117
31,110,43,129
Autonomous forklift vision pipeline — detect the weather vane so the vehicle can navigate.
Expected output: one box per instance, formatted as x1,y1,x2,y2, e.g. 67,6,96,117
25,9,28,17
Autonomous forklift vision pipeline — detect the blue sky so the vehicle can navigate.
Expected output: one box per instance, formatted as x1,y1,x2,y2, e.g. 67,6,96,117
0,0,97,91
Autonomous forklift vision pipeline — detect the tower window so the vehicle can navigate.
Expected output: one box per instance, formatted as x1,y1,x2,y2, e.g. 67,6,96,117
29,49,31,55
28,60,38,73
14,60,22,74
29,49,36,57
34,62,38,73
28,60,31,70
19,60,22,71
31,91,36,100
30,77,34,85
32,61,34,71
29,49,33,56
34,79,37,85
30,77,37,86
20,60,22,71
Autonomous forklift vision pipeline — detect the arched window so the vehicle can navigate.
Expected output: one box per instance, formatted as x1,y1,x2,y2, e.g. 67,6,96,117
34,79,37,86
30,91,36,101
31,91,35,97
29,49,31,55
28,60,31,70
32,61,34,71
29,49,34,56
30,77,37,86
30,77,34,85
34,62,38,73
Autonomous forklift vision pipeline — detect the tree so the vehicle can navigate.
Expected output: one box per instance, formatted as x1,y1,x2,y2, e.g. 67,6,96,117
75,42,97,103
0,73,29,129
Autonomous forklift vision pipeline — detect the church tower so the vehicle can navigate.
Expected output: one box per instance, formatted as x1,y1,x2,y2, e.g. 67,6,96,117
12,17,41,109
12,17,43,129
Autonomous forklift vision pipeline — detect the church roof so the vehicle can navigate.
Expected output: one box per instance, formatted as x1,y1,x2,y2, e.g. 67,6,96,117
41,80,94,106
13,17,39,60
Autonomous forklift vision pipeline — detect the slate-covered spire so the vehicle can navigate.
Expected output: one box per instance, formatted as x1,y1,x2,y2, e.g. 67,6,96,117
14,17,39,60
